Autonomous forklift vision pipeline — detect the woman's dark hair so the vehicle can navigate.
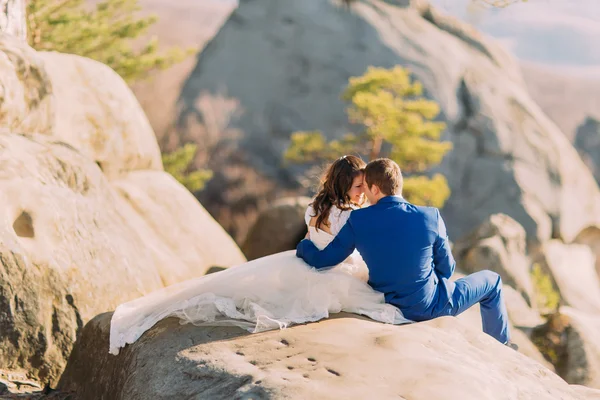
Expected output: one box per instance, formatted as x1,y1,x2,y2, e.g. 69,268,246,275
310,155,366,230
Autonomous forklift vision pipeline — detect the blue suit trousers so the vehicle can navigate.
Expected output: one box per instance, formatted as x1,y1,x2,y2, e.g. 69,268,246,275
440,270,510,343
405,270,510,344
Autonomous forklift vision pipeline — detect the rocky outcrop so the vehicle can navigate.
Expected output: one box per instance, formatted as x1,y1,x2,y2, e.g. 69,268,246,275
38,51,164,180
560,307,600,389
177,0,600,248
0,34,163,180
520,63,600,144
574,226,600,283
575,117,600,185
58,312,600,400
0,133,244,386
0,0,26,40
449,271,549,369
532,308,600,390
536,241,600,314
0,35,53,135
242,196,310,260
453,214,535,306
0,35,246,386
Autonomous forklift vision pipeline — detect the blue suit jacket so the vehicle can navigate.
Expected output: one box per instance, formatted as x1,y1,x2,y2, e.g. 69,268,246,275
296,196,456,320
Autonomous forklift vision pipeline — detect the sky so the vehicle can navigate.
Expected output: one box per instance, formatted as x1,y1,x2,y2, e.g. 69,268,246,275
429,0,600,67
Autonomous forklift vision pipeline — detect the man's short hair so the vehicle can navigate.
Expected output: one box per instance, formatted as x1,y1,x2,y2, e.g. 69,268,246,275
364,158,403,196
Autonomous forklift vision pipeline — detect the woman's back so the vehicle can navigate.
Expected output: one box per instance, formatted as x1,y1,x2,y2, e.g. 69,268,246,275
304,205,352,250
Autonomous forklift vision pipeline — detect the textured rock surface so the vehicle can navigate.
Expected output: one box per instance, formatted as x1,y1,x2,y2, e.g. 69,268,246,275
38,51,163,180
450,272,549,369
454,214,535,306
574,226,600,282
175,0,600,247
0,134,245,385
0,35,246,385
521,63,600,144
0,34,163,180
58,312,600,400
575,117,600,185
502,285,545,329
562,307,600,390
0,34,54,135
533,308,600,390
242,196,310,260
538,241,600,314
0,1,26,40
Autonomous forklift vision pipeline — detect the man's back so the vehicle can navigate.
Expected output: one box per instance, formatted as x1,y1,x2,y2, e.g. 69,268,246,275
297,158,510,345
349,196,455,319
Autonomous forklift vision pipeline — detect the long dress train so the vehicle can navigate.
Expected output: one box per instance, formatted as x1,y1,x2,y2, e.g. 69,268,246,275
109,206,411,355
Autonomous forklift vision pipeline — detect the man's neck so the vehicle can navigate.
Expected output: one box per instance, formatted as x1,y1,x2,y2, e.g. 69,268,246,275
373,194,402,205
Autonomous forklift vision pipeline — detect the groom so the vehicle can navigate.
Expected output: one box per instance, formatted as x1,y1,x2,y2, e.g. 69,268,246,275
297,158,515,348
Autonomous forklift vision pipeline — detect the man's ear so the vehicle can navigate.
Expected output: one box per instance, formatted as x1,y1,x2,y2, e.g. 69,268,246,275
371,184,380,196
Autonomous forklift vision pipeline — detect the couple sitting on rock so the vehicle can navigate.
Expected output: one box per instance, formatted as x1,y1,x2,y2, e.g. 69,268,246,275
109,156,516,355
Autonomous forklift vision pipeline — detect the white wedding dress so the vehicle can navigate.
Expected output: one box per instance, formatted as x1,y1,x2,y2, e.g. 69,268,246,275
109,205,411,355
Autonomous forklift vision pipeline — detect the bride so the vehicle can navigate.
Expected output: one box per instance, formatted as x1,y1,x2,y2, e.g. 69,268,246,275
109,155,411,355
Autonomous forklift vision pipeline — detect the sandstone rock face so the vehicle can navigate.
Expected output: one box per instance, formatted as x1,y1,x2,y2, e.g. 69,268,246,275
0,1,26,40
58,312,600,400
561,307,600,389
521,63,600,144
38,51,163,180
575,117,600,185
538,241,600,314
0,369,42,394
178,0,600,246
128,0,235,145
0,34,54,136
242,196,311,260
0,34,162,180
0,133,245,385
533,308,600,390
450,271,549,369
574,226,600,282
0,36,246,385
453,214,535,306
502,286,544,329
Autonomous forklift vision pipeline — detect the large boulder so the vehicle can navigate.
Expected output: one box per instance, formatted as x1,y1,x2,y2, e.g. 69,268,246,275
128,0,235,144
0,1,26,40
532,307,600,390
449,271,549,369
0,34,53,135
58,312,600,400
0,133,245,386
37,51,163,180
0,34,163,180
574,226,600,282
536,241,600,314
575,117,600,185
502,285,545,329
561,307,600,389
177,0,600,247
521,64,600,143
453,214,535,306
0,35,246,386
242,196,310,260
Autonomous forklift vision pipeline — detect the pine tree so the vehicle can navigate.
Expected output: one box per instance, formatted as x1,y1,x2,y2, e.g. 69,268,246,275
25,0,210,189
162,144,212,193
26,0,194,83
285,66,452,207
